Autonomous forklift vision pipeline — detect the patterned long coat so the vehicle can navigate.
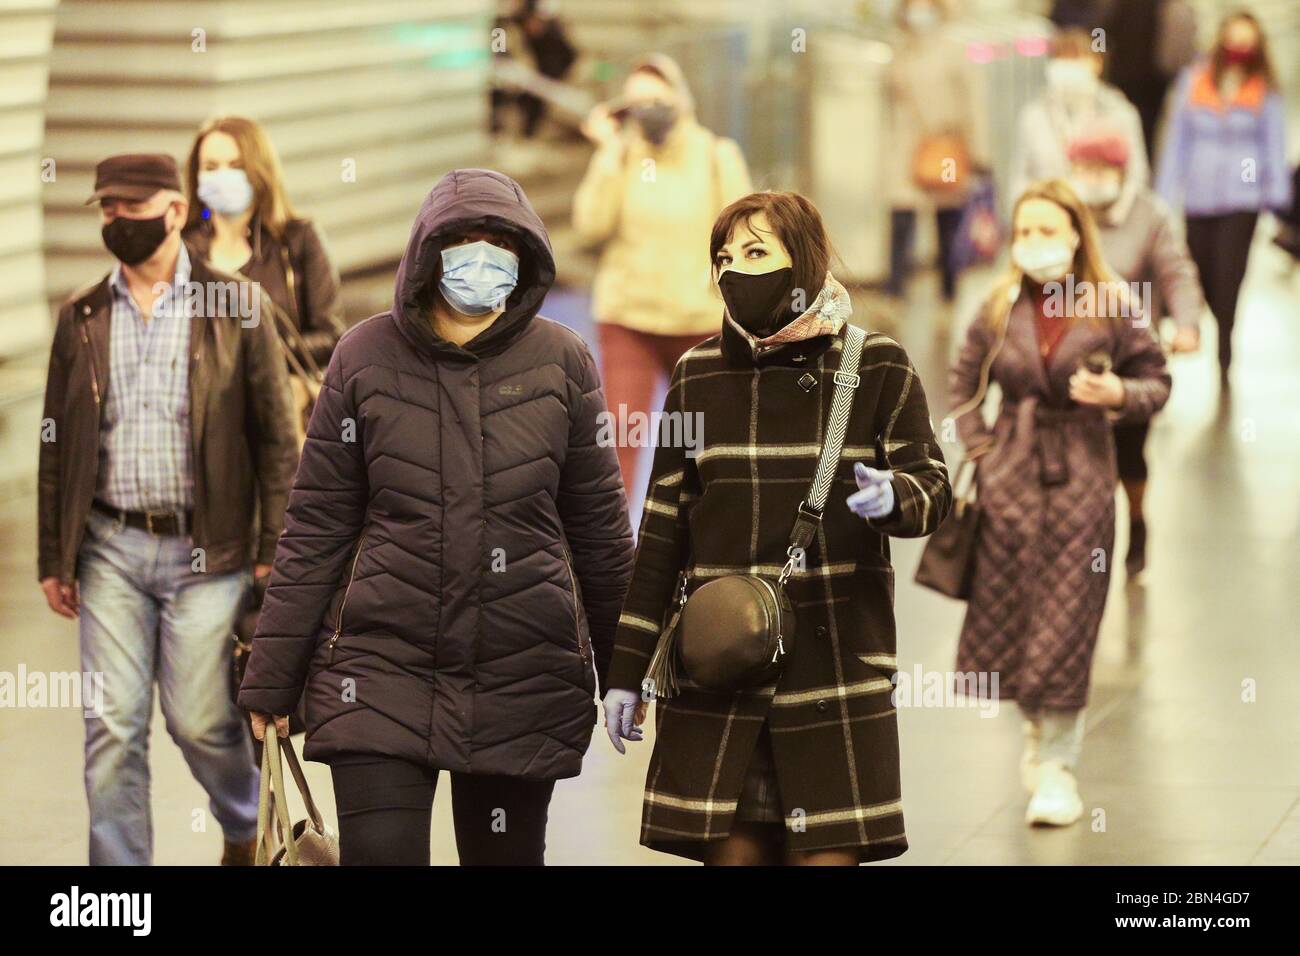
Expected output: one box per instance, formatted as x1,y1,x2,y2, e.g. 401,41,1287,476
949,284,1171,710
605,310,951,862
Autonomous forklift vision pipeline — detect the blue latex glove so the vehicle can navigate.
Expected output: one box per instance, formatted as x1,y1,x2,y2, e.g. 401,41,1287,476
603,689,645,754
847,462,896,520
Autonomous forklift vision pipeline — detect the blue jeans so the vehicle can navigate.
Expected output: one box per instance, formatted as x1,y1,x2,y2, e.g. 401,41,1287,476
77,508,258,865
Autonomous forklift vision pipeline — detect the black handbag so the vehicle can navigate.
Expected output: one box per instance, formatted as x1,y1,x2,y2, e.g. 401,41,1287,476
914,298,1009,601
641,324,867,698
914,458,980,599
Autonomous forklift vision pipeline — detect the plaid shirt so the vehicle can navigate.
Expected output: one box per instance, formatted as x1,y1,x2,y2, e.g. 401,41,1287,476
97,243,194,511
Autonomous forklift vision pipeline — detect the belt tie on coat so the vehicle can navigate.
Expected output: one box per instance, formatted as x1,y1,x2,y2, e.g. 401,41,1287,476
998,396,1098,488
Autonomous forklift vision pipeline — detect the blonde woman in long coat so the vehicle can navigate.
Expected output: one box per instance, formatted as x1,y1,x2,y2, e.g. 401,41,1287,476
949,179,1171,827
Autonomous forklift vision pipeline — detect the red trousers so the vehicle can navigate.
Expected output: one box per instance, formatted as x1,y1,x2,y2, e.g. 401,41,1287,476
596,323,712,501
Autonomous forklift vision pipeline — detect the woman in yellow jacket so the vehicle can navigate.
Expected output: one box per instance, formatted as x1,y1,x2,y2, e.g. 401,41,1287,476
573,53,752,498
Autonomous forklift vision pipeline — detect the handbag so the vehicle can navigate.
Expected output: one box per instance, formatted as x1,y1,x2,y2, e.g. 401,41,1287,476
912,131,970,192
949,175,1004,275
914,300,1010,600
255,733,339,866
914,458,980,599
641,324,867,698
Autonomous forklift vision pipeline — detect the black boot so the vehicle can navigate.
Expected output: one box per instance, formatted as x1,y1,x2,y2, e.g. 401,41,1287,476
1126,518,1147,577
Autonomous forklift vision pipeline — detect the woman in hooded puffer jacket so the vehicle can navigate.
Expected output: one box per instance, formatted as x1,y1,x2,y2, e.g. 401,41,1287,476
238,169,634,865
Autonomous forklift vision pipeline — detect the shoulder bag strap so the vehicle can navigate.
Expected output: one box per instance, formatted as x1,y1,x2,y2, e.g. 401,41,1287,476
643,324,865,699
946,297,1013,470
275,244,325,382
781,323,866,582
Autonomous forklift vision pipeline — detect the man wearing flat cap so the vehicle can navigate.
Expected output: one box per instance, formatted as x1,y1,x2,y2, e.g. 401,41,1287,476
37,153,299,865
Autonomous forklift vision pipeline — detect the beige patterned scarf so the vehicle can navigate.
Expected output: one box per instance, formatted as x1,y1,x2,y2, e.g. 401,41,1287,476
725,271,852,353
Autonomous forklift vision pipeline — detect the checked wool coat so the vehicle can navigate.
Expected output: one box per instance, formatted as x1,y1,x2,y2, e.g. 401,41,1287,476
949,283,1171,710
605,308,951,862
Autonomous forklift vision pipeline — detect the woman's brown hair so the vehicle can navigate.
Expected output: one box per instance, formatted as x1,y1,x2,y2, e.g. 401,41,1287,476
184,115,297,238
985,178,1126,331
1209,10,1278,89
709,191,834,318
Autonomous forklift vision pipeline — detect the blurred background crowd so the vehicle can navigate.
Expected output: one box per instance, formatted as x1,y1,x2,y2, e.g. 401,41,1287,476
1,0,1296,498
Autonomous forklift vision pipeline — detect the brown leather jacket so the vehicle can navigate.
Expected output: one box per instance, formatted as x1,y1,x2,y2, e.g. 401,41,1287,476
183,217,345,368
37,246,300,582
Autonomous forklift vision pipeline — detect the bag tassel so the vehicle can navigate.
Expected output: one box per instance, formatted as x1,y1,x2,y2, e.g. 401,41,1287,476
641,580,687,700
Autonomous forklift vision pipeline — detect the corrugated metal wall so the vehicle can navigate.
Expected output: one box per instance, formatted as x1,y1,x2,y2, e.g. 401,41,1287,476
0,0,57,359
41,0,495,308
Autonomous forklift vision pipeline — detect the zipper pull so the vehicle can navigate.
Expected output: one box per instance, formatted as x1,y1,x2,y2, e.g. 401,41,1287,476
772,635,786,663
327,628,341,664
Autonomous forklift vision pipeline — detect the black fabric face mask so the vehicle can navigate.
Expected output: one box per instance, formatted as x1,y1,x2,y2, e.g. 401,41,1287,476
102,212,170,266
719,266,797,337
631,102,678,146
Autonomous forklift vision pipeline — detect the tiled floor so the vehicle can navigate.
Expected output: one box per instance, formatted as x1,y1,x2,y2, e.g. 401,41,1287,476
0,232,1296,866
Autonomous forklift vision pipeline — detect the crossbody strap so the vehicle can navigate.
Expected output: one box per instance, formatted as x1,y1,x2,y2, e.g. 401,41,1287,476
641,324,866,700
276,244,325,383
781,323,866,582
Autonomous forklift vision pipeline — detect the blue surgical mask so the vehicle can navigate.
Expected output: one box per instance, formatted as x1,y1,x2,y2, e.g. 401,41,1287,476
438,240,520,316
197,168,254,216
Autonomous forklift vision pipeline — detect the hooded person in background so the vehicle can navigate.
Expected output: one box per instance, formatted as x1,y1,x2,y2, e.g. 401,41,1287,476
1067,126,1205,577
238,169,634,866
573,52,752,500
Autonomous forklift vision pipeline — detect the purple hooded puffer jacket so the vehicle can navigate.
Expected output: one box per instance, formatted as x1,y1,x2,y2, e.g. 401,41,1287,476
238,169,634,779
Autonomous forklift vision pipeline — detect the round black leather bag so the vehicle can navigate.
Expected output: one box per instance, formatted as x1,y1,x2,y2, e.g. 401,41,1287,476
677,575,794,691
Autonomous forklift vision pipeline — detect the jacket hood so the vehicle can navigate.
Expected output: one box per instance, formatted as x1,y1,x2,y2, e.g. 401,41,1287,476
630,52,696,117
393,168,555,360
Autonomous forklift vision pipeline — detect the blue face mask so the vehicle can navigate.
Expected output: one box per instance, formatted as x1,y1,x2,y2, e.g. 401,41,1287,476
197,168,254,217
438,240,520,316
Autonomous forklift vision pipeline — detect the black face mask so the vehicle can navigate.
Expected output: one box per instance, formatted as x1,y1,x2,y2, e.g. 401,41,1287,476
631,102,678,146
101,212,170,266
719,266,797,337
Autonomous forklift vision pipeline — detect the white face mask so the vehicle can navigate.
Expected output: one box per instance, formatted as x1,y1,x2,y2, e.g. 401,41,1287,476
197,167,254,217
1046,59,1099,98
1069,176,1122,209
1012,236,1078,284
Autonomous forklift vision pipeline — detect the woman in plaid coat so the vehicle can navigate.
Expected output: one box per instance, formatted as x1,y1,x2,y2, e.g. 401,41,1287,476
602,192,952,864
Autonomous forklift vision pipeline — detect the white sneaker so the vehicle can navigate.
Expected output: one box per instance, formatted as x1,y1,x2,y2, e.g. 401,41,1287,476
1025,760,1083,827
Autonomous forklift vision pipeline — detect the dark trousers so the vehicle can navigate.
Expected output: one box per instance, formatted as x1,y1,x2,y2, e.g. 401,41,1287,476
1184,211,1259,372
889,207,963,300
330,753,556,865
490,89,546,138
1121,80,1172,165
